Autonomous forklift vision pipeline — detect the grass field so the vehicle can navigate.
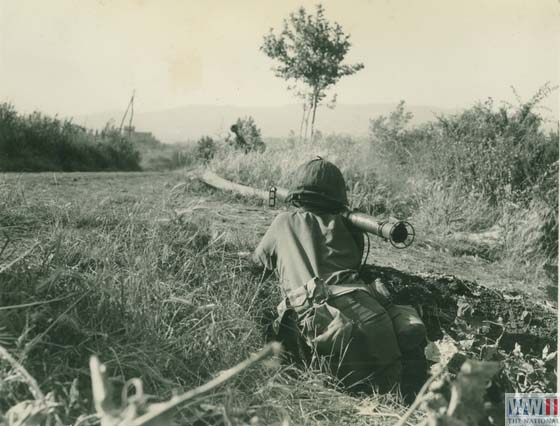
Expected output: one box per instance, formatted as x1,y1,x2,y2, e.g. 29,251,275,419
0,172,414,425
0,171,556,425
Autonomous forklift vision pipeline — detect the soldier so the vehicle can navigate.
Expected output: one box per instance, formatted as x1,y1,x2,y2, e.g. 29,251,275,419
229,124,249,153
254,157,426,394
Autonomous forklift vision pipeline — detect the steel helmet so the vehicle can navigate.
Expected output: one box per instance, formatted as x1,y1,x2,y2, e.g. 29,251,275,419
287,157,348,207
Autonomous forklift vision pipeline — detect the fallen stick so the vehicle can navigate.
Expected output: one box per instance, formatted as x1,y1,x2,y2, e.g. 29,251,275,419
393,370,444,426
129,342,282,426
90,342,282,426
0,344,44,400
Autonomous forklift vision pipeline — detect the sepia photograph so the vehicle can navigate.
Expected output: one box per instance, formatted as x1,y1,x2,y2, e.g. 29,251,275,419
0,1,558,425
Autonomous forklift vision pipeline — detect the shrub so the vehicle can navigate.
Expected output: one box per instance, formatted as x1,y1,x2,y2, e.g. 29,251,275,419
0,103,141,172
432,98,558,203
367,88,558,274
140,143,197,171
196,136,217,162
370,86,558,207
369,100,415,164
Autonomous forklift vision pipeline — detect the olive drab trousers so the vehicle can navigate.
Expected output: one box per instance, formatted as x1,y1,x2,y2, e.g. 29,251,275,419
275,277,426,393
326,291,402,393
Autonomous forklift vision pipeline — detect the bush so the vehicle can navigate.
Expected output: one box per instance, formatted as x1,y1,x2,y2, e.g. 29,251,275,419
140,143,197,171
370,86,558,207
196,136,217,162
0,103,141,172
432,99,557,203
369,88,558,267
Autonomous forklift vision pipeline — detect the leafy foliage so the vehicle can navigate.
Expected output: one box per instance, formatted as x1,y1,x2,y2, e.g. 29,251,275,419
369,85,558,265
369,100,432,166
416,287,556,426
371,85,558,205
261,4,364,138
196,135,218,162
0,103,141,172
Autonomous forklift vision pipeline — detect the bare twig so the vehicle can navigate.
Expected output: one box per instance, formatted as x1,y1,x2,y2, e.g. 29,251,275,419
119,91,135,135
128,342,282,426
0,344,44,400
127,90,135,140
0,241,39,274
394,371,445,426
88,343,281,426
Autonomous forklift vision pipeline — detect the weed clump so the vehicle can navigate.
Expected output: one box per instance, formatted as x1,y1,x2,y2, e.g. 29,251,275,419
0,177,276,422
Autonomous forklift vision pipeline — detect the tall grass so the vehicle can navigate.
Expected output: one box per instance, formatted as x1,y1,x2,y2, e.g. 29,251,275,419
141,144,198,171
1,173,415,424
210,135,382,210
0,103,141,172
1,90,556,422
2,197,264,398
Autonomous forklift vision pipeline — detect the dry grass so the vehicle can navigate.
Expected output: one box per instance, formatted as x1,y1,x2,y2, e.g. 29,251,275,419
209,135,557,284
0,172,412,425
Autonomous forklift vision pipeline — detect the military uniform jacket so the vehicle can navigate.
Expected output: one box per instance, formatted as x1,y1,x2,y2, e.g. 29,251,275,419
254,210,364,293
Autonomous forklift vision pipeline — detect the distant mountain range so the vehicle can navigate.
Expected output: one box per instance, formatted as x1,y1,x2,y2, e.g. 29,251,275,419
75,103,462,143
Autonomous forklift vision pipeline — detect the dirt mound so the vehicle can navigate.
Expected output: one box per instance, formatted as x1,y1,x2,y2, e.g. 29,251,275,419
359,265,557,355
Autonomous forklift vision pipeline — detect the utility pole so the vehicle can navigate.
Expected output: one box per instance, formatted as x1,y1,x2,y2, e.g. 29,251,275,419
119,90,135,140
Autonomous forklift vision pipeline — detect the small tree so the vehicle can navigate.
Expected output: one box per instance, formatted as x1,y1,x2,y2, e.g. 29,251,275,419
261,4,364,140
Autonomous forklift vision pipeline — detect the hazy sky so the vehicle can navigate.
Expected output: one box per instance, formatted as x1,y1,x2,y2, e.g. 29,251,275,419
1,0,558,118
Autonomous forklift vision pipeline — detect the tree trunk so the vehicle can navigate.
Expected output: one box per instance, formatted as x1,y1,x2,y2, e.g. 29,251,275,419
310,90,319,140
299,102,307,142
303,100,312,142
